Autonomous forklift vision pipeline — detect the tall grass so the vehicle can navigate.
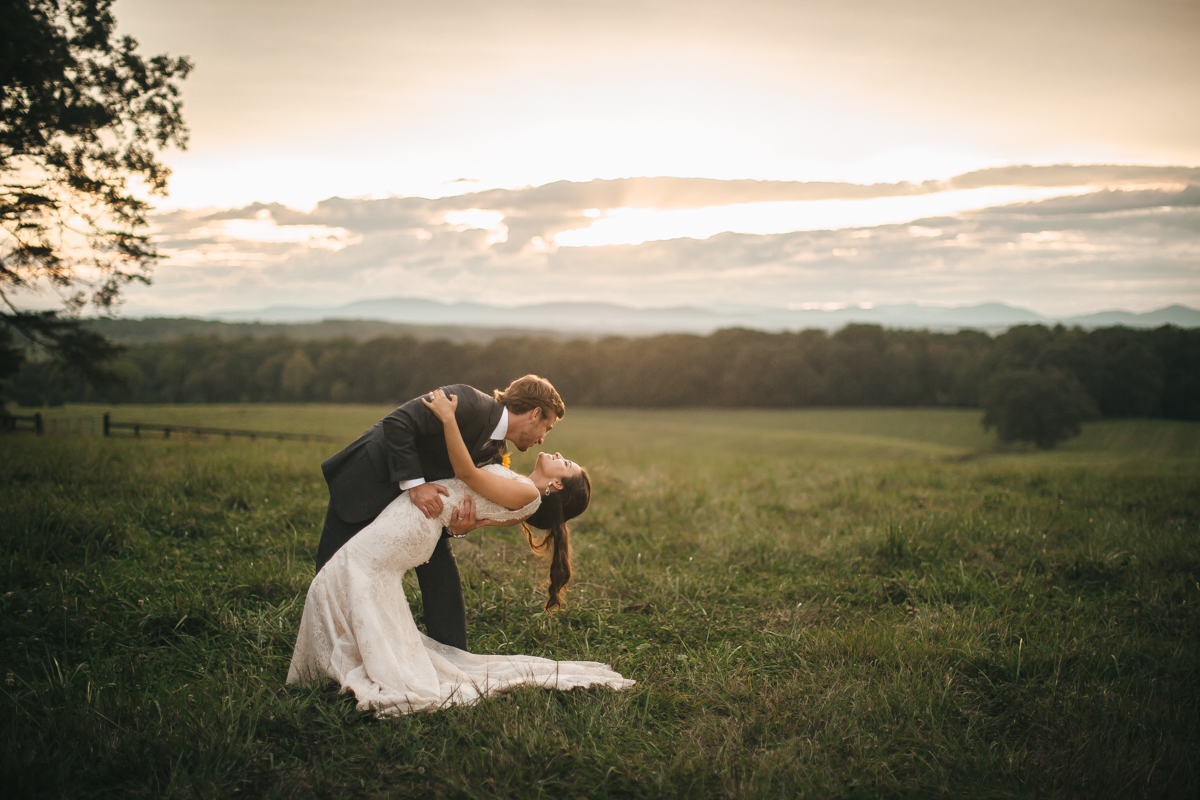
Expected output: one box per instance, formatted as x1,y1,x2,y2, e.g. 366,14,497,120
2,408,1198,798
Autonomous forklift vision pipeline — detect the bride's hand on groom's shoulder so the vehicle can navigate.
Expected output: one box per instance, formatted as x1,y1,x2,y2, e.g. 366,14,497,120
421,388,458,422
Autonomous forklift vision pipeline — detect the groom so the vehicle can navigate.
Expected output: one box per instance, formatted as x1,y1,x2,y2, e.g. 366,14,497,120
314,374,566,650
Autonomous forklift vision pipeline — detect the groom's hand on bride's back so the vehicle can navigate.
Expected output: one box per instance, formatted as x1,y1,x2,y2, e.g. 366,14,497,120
408,482,449,519
448,496,492,537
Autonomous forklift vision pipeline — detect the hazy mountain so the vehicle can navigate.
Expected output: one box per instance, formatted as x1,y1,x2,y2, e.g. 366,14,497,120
1057,305,1200,328
82,317,557,345
205,298,1200,336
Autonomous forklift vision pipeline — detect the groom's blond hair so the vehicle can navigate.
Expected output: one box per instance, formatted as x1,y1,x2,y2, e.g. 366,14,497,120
494,374,565,421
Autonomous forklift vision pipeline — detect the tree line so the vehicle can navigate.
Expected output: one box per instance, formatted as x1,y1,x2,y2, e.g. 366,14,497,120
8,323,1198,422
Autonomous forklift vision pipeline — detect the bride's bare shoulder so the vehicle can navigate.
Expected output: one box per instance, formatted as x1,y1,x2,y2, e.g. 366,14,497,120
481,464,533,484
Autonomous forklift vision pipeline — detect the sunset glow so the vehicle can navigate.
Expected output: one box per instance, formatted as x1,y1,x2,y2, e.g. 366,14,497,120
53,0,1192,318
551,186,1102,248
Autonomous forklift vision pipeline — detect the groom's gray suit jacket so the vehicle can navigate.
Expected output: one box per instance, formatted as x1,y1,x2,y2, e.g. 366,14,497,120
320,384,503,535
316,384,504,568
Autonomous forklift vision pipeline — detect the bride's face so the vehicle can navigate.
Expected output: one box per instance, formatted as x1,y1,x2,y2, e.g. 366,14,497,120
534,451,582,483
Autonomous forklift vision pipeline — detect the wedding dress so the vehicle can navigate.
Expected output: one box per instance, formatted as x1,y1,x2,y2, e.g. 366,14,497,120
287,464,634,716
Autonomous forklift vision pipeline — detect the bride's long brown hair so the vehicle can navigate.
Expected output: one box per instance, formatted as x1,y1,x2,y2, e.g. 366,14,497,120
522,468,591,610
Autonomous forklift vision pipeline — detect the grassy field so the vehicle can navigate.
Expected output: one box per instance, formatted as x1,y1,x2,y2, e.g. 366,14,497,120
2,406,1199,798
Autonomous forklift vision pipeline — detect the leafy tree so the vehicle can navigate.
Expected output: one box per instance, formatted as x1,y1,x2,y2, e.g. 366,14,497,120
1151,325,1200,420
11,319,1194,423
280,348,317,400
981,368,1099,449
1088,327,1163,417
0,0,191,398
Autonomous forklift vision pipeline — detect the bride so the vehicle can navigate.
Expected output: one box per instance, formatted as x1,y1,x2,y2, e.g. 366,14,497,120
287,389,634,715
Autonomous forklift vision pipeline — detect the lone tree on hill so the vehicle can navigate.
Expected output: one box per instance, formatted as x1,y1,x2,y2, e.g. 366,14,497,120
982,368,1100,449
0,0,191,395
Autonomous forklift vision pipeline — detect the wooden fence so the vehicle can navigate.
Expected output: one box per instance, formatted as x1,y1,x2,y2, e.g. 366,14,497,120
3,413,93,435
1,412,43,435
102,414,339,443
46,415,97,435
2,412,338,444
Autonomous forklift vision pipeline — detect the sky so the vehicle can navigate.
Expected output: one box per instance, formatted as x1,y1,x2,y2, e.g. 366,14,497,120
80,0,1200,317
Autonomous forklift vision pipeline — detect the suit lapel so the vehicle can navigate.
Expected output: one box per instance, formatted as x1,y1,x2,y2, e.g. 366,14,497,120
471,399,504,456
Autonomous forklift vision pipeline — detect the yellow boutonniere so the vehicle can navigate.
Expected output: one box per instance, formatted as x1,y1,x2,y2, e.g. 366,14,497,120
501,453,511,469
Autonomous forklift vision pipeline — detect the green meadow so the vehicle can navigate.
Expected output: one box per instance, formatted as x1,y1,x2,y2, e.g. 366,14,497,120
2,406,1198,798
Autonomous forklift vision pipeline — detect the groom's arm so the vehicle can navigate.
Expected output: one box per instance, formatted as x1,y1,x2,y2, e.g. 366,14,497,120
381,384,493,486
383,385,494,520
380,394,444,487
381,392,452,520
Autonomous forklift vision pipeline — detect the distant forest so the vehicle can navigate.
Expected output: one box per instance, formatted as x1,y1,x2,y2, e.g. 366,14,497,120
8,323,1200,420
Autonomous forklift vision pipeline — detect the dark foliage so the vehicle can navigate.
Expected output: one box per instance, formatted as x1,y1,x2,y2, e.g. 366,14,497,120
8,320,1197,428
1150,325,1200,420
1,310,124,408
1,0,190,389
981,368,1100,448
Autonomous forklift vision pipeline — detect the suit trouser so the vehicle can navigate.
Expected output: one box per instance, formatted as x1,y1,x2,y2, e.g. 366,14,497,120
313,503,468,651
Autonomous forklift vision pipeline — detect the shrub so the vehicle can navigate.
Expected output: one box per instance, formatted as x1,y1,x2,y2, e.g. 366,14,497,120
982,368,1099,448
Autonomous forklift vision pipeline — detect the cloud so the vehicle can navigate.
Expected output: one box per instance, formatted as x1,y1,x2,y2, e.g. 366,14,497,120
300,163,1200,224
151,164,1200,256
125,168,1200,318
969,185,1200,216
946,164,1200,191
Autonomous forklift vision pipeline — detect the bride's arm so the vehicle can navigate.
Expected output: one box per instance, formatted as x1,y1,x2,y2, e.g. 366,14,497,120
446,496,524,537
422,389,539,510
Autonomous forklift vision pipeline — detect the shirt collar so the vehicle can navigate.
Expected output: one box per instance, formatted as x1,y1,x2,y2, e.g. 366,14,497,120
489,407,509,440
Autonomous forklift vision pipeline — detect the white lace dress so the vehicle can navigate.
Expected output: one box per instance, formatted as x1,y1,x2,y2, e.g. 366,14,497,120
287,464,634,716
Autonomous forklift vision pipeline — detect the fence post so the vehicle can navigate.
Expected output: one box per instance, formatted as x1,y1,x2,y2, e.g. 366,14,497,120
34,412,43,436
164,427,171,439
103,413,110,437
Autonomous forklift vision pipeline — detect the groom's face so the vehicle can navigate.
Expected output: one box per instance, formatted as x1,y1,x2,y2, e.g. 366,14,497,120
508,408,558,452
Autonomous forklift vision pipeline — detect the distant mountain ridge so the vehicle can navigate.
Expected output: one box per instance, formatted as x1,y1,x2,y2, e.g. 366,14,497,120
83,317,555,346
203,298,1200,336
